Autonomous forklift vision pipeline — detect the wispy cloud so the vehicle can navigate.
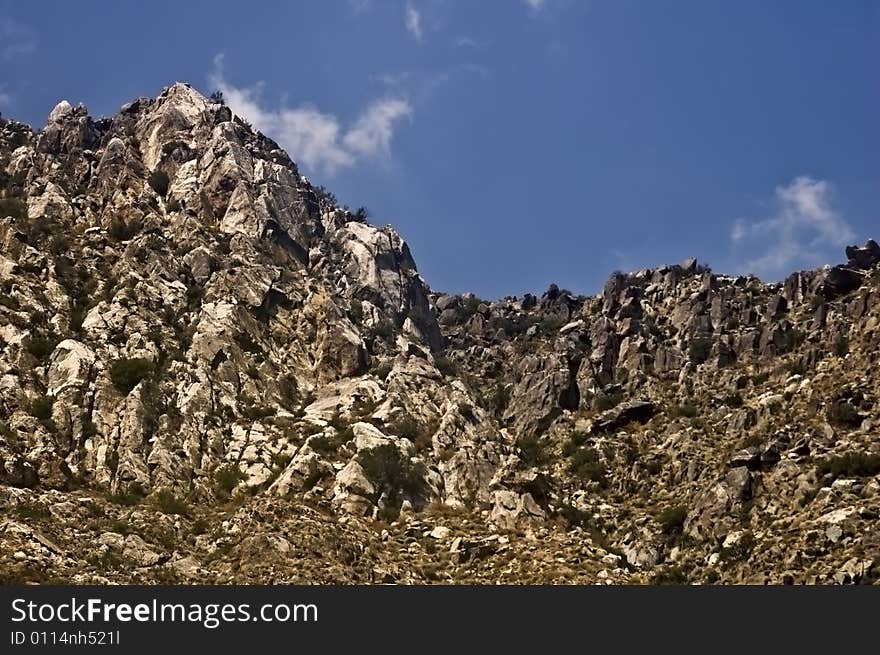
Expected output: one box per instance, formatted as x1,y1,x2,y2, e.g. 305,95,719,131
347,0,372,13
524,0,548,11
463,63,491,79
0,17,36,59
343,98,412,157
730,176,856,277
372,69,451,107
405,3,423,41
209,55,411,176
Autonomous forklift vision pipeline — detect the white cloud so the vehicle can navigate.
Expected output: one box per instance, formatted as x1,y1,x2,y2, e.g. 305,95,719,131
347,0,372,13
524,0,547,10
730,176,856,277
0,89,11,108
343,98,412,157
209,55,411,176
405,3,423,41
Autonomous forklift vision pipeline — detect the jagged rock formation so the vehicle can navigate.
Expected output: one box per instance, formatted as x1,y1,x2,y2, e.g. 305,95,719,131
1,84,878,585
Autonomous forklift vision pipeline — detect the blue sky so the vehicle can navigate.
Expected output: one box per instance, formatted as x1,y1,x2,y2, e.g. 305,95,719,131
1,1,877,298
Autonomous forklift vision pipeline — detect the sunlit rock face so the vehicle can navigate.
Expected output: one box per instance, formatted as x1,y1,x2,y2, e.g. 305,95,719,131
0,84,878,585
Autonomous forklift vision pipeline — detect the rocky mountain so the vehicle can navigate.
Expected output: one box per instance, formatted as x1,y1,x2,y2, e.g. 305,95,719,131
1,83,878,585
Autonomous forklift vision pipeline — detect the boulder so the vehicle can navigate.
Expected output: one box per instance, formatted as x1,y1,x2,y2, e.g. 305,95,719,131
591,400,656,434
845,239,880,270
685,467,753,539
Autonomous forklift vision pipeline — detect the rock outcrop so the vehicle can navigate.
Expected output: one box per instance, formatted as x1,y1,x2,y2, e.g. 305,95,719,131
1,84,878,585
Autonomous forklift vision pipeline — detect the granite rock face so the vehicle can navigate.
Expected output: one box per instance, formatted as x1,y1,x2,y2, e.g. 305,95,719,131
1,85,879,585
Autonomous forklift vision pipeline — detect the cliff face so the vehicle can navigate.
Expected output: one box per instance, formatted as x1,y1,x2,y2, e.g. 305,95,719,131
1,84,878,585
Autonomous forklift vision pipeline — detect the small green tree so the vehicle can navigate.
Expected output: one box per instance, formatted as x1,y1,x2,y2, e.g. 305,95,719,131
28,395,54,421
658,506,688,536
213,463,246,497
109,358,154,394
826,401,862,428
357,444,426,506
154,490,190,516
108,218,141,241
0,197,27,219
148,170,170,197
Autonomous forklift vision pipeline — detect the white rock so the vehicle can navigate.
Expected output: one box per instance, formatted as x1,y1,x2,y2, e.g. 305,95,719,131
429,526,451,540
48,100,73,123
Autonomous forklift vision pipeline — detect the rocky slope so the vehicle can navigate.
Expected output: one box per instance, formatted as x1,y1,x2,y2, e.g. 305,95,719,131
1,84,878,585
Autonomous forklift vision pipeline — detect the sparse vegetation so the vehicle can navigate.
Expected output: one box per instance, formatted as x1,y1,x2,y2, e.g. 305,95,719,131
27,395,54,422
23,334,59,361
594,391,623,411
658,505,688,536
490,383,511,415
313,185,338,207
109,481,145,506
720,531,756,563
387,415,419,440
826,401,862,428
213,463,246,497
458,296,486,320
148,170,170,197
85,550,127,571
688,337,713,364
0,197,27,219
154,490,190,516
14,500,52,521
817,452,880,479
561,430,589,457
310,428,352,454
356,443,426,507
186,283,204,308
108,217,141,241
569,447,607,488
109,357,154,394
3,81,879,587
537,315,567,335
192,517,210,535
371,318,395,342
652,565,690,585
373,362,393,380
723,393,744,408
434,354,457,377
241,402,274,421
668,403,698,418
516,434,549,466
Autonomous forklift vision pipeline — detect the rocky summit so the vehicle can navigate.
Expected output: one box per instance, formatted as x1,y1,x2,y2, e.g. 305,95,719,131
1,83,878,585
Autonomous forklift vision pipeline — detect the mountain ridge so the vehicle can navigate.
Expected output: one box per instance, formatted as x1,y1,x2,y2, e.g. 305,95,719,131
1,83,878,585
